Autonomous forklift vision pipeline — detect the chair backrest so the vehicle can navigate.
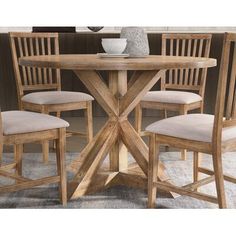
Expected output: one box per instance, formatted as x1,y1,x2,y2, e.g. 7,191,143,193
213,33,236,145
161,33,212,97
9,32,61,107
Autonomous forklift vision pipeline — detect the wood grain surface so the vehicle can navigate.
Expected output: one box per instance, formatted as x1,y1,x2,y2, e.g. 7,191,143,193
19,54,216,71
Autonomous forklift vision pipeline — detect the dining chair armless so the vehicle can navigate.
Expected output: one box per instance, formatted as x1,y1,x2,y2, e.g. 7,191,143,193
135,33,212,160
146,32,236,209
9,32,94,164
0,108,68,205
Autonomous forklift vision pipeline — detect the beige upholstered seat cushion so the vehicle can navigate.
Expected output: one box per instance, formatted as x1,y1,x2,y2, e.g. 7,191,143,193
145,114,236,143
142,91,202,104
2,111,69,135
22,91,94,105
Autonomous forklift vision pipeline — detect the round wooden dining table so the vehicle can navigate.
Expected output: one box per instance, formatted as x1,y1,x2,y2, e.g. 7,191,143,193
19,54,216,200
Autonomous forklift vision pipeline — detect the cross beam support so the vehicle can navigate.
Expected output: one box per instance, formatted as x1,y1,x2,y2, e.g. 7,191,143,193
68,69,171,200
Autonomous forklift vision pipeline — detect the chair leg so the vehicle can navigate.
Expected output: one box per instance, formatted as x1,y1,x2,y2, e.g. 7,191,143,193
193,152,200,182
148,134,159,208
193,152,201,192
134,104,142,135
181,149,187,160
212,150,227,209
53,112,61,150
200,101,204,113
41,107,50,163
15,144,23,183
42,141,49,164
180,107,187,160
85,101,93,143
56,128,67,206
163,109,170,152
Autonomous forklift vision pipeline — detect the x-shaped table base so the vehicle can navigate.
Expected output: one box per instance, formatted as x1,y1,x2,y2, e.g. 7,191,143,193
67,69,173,200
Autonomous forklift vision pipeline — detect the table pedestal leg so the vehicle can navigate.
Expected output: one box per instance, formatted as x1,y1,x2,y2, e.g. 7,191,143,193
67,69,174,200
109,70,128,171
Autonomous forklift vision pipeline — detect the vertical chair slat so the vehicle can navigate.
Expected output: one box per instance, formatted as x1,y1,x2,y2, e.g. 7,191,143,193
174,39,180,84
23,38,33,85
189,39,198,85
198,39,204,57
29,38,37,85
194,39,204,86
54,36,61,89
199,38,212,97
169,39,174,84
170,39,174,55
161,37,166,90
176,39,180,55
41,38,48,84
35,38,43,84
179,39,186,84
17,38,28,86
47,37,53,84
184,39,192,85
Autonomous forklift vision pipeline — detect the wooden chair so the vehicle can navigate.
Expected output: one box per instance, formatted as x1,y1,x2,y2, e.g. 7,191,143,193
0,108,68,206
9,32,94,163
135,33,212,160
146,32,236,209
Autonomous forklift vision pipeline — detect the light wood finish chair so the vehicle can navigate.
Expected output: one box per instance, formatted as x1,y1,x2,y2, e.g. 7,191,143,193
135,33,212,160
0,108,68,205
146,32,236,209
9,32,94,163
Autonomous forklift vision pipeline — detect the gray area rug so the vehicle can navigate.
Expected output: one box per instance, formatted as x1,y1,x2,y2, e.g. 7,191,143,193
0,152,236,209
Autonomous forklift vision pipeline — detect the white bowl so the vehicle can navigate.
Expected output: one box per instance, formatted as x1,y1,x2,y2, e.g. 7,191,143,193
102,38,127,54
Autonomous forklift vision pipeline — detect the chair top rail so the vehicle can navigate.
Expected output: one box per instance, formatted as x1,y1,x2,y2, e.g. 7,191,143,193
9,32,58,38
162,33,212,40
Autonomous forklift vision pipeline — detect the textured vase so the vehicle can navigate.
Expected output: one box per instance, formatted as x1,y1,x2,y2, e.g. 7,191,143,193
120,27,150,57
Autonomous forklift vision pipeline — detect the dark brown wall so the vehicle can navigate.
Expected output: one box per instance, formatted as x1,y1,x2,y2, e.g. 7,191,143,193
0,32,224,117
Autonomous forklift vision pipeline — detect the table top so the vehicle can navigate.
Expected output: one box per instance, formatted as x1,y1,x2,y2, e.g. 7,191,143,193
19,54,217,71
